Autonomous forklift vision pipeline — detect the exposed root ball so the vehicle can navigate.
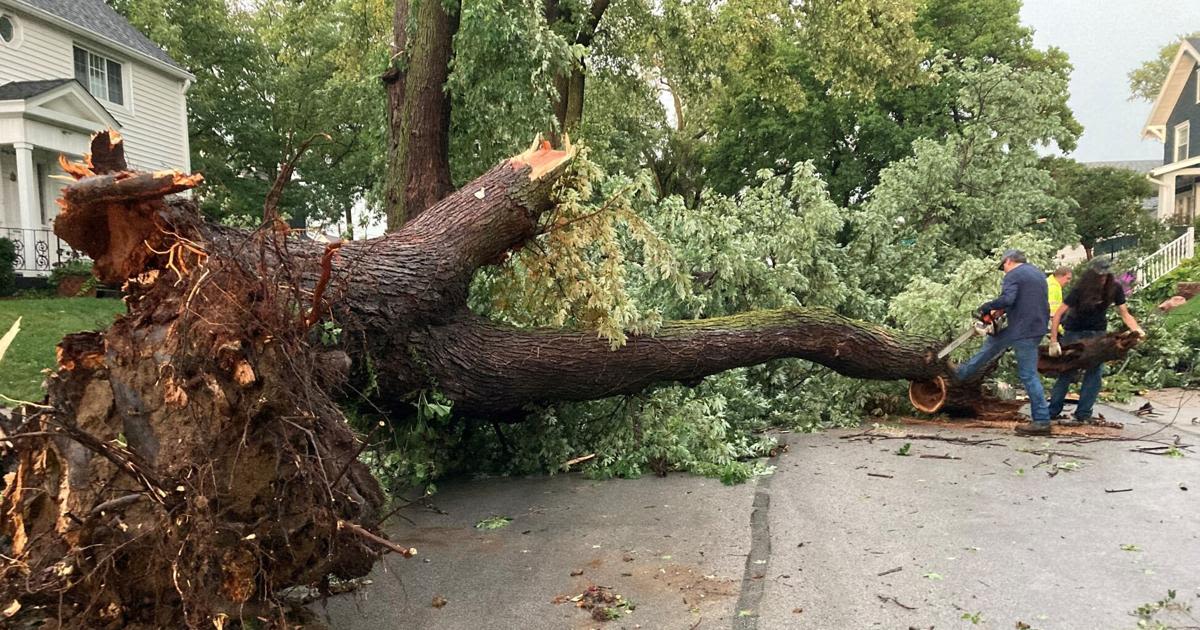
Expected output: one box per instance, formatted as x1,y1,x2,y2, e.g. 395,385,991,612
0,132,391,628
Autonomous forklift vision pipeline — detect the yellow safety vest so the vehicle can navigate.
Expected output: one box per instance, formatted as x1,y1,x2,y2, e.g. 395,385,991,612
1047,275,1063,316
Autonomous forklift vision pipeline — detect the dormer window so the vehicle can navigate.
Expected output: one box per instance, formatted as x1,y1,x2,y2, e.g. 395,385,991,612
73,45,123,106
1175,121,1190,163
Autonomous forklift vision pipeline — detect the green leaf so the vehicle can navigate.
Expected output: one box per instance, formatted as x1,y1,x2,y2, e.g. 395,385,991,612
475,516,512,530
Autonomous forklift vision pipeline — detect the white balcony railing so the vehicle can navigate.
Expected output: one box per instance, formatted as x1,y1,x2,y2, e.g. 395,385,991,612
1131,226,1195,293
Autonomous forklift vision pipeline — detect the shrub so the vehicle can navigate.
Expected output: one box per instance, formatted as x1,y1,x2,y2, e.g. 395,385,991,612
48,259,97,297
0,238,16,297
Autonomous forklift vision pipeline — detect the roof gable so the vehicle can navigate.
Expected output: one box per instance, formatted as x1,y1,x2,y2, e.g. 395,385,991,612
1142,39,1200,141
8,0,189,76
0,79,120,132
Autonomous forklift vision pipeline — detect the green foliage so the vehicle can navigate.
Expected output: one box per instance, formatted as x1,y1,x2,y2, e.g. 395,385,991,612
0,238,16,298
111,0,389,228
48,260,97,296
1128,33,1200,102
1042,157,1166,254
1136,257,1200,306
474,515,512,530
471,149,688,347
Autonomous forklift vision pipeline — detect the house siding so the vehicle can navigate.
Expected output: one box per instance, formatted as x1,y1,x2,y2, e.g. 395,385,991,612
1164,67,1200,165
0,3,189,172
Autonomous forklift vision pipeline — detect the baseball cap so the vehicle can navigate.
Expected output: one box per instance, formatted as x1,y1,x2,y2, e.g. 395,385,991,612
997,249,1027,270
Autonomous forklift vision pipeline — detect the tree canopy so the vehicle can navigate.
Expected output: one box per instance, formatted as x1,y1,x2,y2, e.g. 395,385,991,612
1128,31,1200,102
99,0,1162,486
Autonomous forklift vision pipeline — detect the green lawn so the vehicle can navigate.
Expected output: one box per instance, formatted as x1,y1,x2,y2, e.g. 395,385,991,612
1163,295,1200,329
0,297,125,404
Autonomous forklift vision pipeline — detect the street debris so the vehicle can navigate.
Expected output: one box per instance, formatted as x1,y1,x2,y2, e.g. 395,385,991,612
877,593,918,610
553,584,635,622
475,515,513,530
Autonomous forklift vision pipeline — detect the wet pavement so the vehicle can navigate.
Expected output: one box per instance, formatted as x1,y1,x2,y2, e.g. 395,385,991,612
320,394,1200,629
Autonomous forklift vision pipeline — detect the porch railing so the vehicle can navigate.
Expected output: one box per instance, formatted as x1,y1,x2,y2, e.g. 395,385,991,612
1,227,88,274
1131,226,1195,294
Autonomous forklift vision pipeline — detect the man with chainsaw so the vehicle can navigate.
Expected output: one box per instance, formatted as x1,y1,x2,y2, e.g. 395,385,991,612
954,249,1052,435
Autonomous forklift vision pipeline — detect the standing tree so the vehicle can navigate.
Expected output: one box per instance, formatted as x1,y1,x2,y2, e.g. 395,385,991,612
1128,32,1200,102
382,0,460,228
1042,157,1162,258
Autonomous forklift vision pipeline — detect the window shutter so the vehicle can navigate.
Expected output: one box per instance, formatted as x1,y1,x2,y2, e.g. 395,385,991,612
73,47,88,85
106,59,123,105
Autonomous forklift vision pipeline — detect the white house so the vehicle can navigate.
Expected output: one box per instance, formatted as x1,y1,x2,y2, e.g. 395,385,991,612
0,0,192,276
1142,37,1200,225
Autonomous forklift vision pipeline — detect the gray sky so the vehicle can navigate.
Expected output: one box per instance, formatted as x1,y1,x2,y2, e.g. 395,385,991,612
1020,0,1200,162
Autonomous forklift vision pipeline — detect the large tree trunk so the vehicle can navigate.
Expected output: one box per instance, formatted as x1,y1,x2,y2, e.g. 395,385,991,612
381,0,460,229
1,133,1143,626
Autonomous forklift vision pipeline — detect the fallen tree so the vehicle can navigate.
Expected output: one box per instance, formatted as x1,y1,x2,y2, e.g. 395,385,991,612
1,133,1140,626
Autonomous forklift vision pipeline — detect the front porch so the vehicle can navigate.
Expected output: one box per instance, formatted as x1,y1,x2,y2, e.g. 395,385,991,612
0,144,86,276
1150,159,1200,225
0,79,118,277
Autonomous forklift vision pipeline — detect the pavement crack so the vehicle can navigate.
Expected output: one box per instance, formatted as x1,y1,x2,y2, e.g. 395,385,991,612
733,467,774,629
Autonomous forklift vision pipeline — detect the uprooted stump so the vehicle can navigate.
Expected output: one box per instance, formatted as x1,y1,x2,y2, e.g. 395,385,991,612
0,132,392,628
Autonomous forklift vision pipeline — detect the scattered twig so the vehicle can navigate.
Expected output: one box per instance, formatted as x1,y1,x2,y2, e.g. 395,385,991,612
918,453,961,460
842,431,1001,447
562,453,596,468
867,472,894,479
1104,488,1133,493
336,520,416,558
877,594,917,610
877,566,903,577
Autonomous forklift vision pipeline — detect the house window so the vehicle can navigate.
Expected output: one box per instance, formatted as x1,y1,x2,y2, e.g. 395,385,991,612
0,15,15,43
1174,122,1190,163
73,46,123,106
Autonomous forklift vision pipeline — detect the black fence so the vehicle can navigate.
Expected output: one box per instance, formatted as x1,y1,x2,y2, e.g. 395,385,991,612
1,227,87,273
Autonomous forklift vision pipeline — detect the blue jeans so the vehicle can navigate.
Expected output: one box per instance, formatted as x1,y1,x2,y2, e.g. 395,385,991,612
955,335,1050,424
1048,329,1105,421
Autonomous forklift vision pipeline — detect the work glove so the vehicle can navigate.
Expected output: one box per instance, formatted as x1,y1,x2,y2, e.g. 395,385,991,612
1132,327,1147,339
976,304,991,319
1047,341,1062,357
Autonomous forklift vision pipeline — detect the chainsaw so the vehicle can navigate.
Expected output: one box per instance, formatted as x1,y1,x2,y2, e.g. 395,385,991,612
936,309,1006,360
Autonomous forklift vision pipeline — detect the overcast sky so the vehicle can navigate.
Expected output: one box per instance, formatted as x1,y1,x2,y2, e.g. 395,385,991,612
1019,0,1200,163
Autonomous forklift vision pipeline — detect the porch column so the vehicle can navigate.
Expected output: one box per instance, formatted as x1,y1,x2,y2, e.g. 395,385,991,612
1158,172,1177,222
13,142,41,271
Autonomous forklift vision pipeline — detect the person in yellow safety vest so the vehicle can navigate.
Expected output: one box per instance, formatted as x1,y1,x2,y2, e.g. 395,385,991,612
1047,266,1073,330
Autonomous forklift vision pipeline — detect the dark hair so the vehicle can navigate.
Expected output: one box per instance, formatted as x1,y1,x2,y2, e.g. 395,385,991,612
1073,268,1119,311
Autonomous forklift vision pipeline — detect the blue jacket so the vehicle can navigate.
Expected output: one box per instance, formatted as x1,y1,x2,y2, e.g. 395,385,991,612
981,263,1049,341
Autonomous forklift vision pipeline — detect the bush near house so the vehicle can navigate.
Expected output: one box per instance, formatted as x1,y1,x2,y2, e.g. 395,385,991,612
48,260,98,297
0,238,16,298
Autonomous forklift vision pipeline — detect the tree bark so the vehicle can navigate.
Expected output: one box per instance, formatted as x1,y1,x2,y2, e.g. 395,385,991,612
382,0,460,230
545,0,611,141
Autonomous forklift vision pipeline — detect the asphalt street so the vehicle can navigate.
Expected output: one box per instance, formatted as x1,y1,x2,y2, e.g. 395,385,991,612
320,393,1200,629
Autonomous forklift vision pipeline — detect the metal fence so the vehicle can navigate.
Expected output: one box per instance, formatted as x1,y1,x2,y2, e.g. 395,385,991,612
1,226,87,274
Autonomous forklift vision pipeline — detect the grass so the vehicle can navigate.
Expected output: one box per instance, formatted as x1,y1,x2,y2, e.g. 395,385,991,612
1163,294,1200,329
0,297,125,404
